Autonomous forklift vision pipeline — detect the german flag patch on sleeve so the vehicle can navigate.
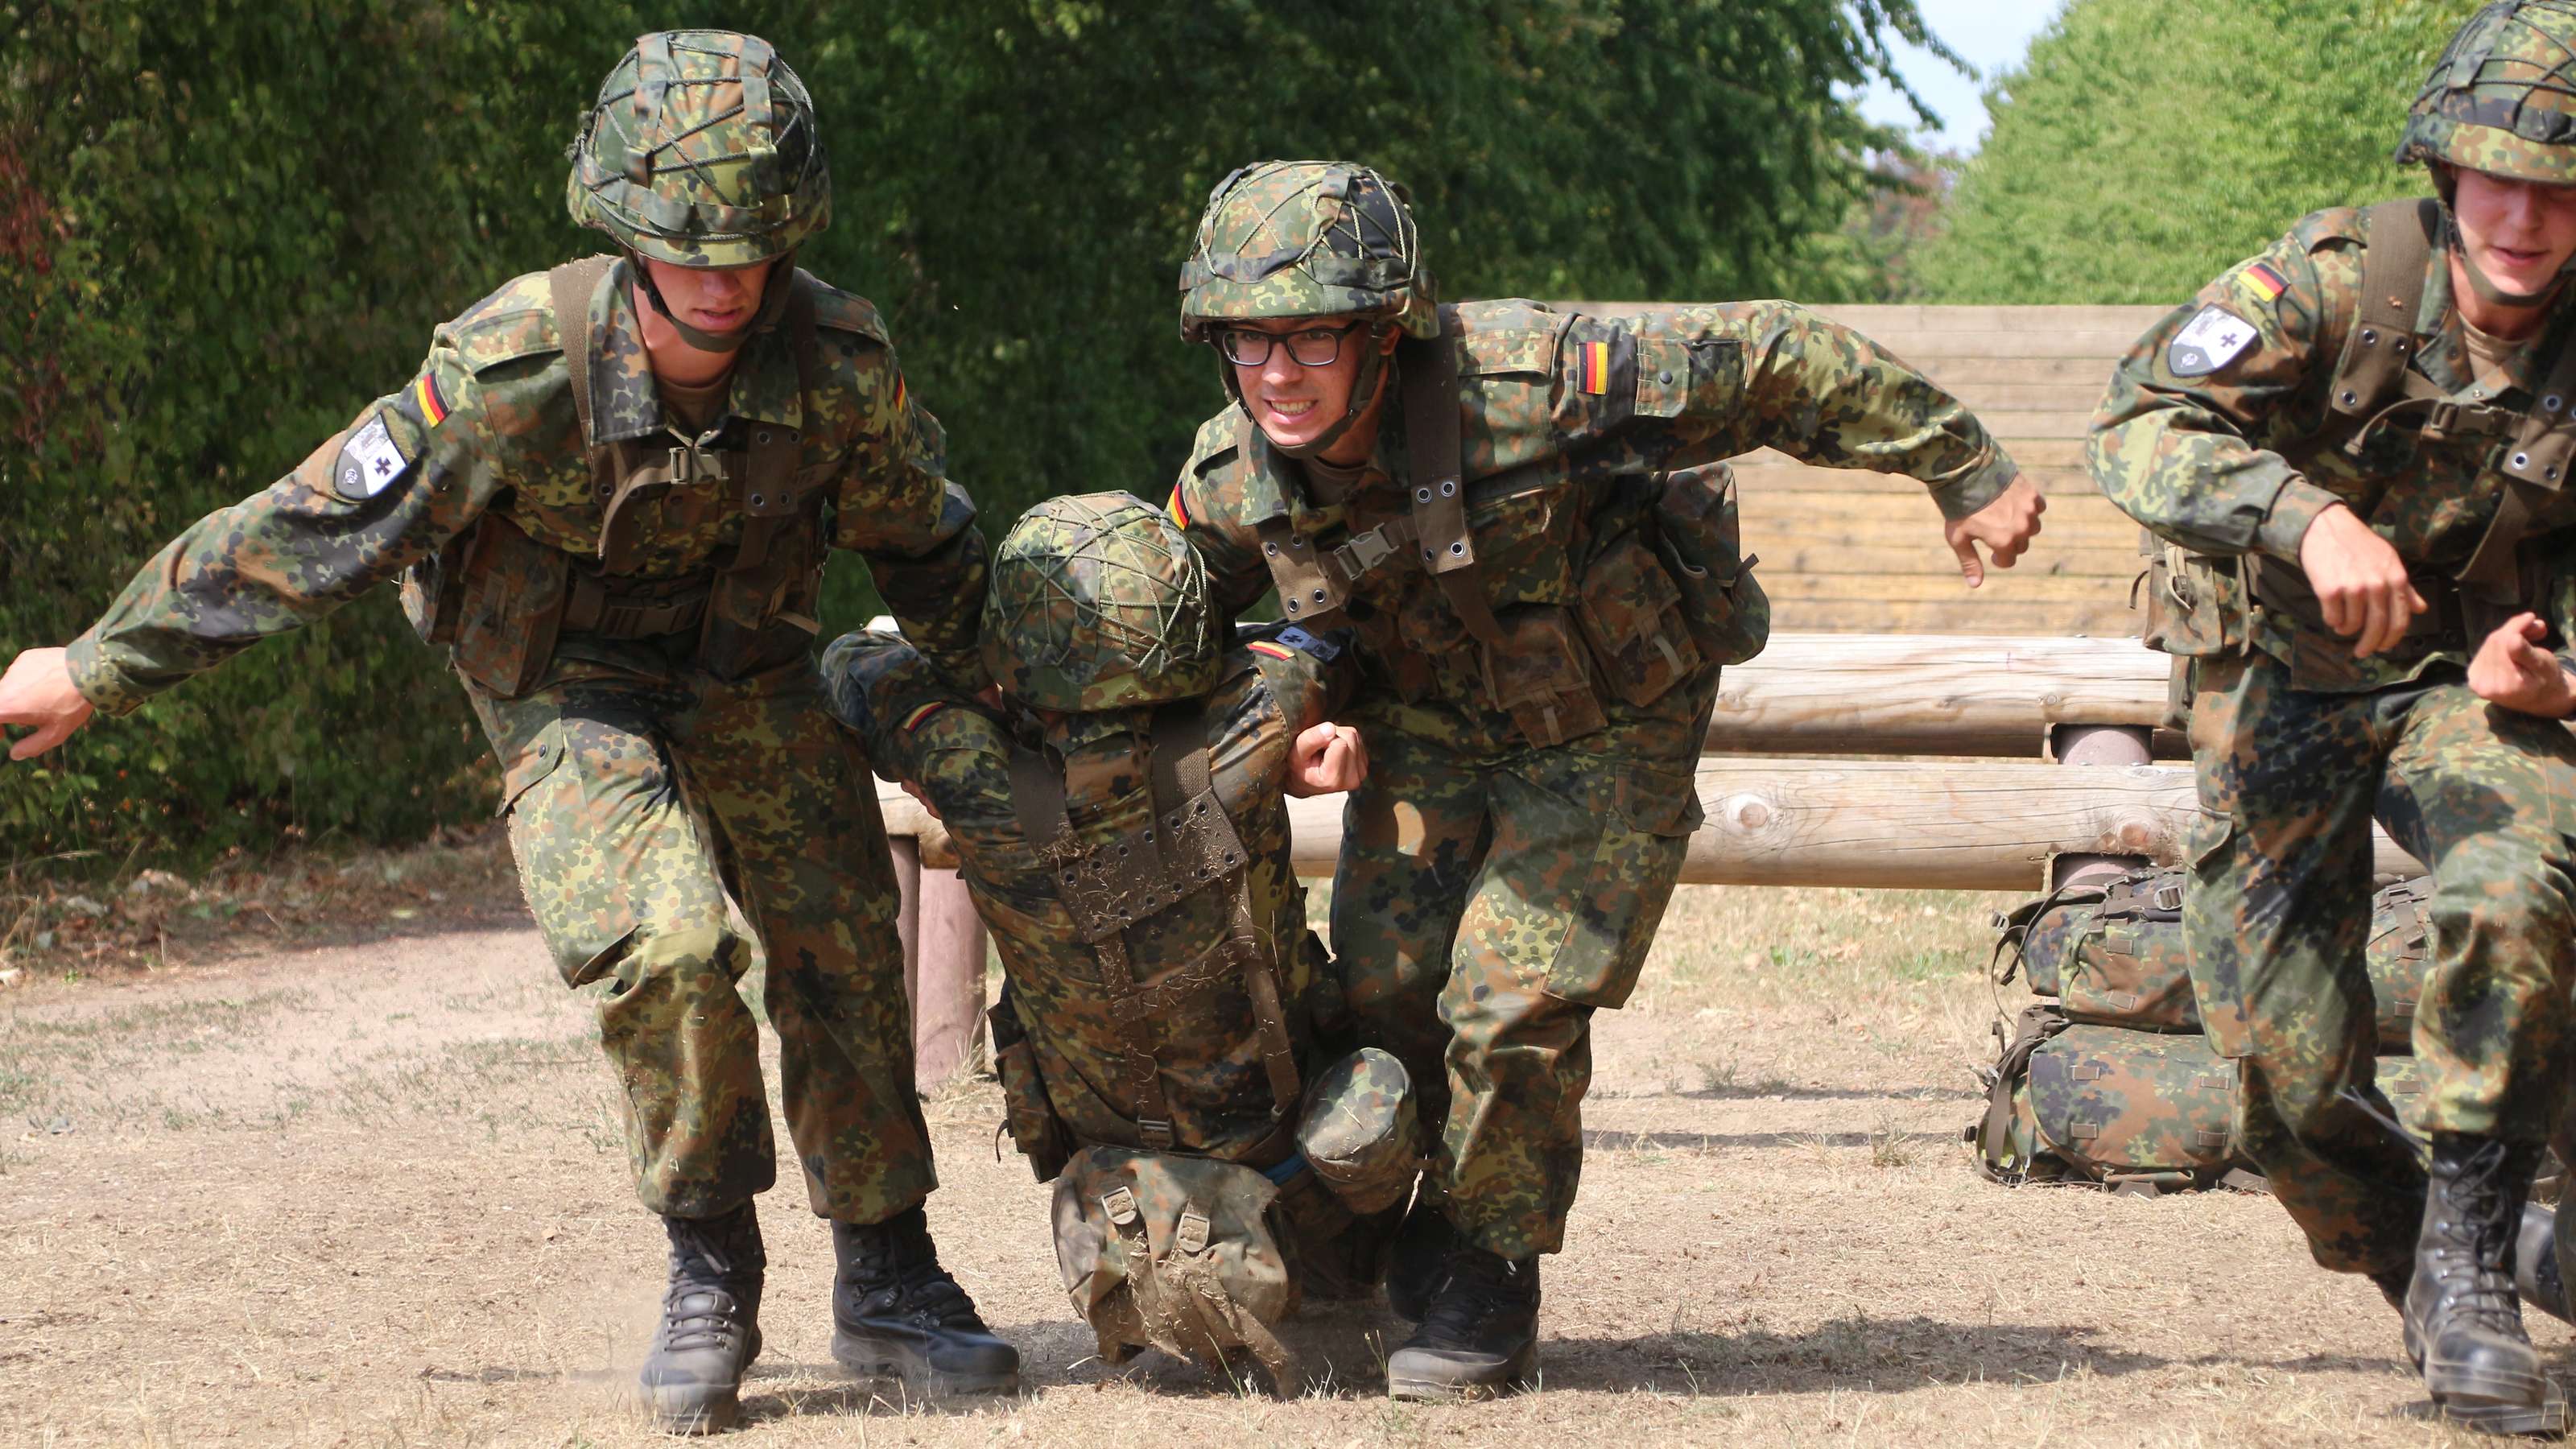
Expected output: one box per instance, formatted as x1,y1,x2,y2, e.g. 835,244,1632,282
1576,339,1612,394
900,700,947,733
1166,483,1192,529
2240,261,2289,307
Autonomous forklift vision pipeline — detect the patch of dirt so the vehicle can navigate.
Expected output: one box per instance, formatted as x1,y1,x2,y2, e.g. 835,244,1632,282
0,872,2544,1445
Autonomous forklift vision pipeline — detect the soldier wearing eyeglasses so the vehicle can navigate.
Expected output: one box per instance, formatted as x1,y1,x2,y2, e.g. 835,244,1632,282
1163,158,2042,1400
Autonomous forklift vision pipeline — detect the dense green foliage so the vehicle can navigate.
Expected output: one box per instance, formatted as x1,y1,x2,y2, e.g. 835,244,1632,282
0,0,1938,865
1914,0,2449,303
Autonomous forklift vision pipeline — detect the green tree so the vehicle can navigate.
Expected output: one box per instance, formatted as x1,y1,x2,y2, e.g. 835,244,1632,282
2,0,1940,866
1914,0,2448,304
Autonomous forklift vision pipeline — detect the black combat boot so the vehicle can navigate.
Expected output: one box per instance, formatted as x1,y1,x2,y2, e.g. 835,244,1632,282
830,1205,1020,1395
1385,1245,1540,1401
1384,1199,1462,1323
2406,1134,2567,1435
638,1203,765,1435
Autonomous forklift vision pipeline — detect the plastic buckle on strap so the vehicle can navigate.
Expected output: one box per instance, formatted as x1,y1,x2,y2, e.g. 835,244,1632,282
1174,1206,1211,1255
666,445,732,485
1331,525,1398,580
2423,400,2465,442
1100,1187,1141,1227
1137,1117,1174,1150
2153,884,2183,912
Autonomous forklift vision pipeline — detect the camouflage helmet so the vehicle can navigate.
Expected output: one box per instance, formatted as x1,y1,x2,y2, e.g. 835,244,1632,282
1294,1047,1422,1216
1177,160,1438,341
2397,2,2576,185
565,31,831,268
983,493,1218,713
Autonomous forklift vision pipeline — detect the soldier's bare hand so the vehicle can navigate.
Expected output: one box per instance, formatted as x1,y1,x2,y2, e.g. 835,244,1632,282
1286,720,1365,796
2468,612,2576,718
2298,503,2425,658
1945,477,2046,588
0,649,93,762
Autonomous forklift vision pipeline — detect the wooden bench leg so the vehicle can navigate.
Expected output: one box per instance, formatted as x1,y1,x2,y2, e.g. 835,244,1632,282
910,867,988,1089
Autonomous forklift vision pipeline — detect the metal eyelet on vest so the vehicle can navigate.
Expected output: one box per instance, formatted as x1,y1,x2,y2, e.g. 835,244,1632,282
2551,467,2563,482
1288,537,1305,551
1448,542,1466,557
1311,588,1327,604
1285,598,1301,613
1264,541,1279,556
2551,395,2567,413
1440,481,1455,497
1416,487,1432,502
2515,452,2533,469
2362,328,2380,345
755,429,771,445
2340,390,2359,407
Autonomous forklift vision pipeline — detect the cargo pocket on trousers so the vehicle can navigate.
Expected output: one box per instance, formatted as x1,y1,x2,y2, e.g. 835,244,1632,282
2180,814,2251,1059
1542,763,1703,1010
496,722,568,818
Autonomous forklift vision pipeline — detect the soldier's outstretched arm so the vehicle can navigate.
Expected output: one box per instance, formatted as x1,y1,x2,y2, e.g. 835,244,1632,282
45,351,495,737
0,649,94,760
832,370,991,691
1679,300,2037,584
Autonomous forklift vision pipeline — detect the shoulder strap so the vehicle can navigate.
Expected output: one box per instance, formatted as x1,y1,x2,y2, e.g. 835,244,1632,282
1150,704,1302,1118
547,256,618,450
1400,314,1509,648
2328,199,2440,424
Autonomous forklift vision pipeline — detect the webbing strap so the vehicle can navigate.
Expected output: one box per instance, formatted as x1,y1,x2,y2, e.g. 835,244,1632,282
548,257,619,459
1007,739,1178,1148
2330,199,2440,423
1150,706,1302,1117
1399,319,1508,648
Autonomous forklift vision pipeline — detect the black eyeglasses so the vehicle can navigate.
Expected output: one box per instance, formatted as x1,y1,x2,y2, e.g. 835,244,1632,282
1213,323,1365,368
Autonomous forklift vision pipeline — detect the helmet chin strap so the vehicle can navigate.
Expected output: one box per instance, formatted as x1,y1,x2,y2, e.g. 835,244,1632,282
1222,323,1395,462
628,251,795,355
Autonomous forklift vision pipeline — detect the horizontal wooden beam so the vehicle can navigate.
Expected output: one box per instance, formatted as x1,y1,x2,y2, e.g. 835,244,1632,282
1707,632,2165,754
877,762,2421,890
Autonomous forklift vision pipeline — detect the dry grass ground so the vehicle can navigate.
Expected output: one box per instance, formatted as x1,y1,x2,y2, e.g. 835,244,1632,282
0,836,2545,1447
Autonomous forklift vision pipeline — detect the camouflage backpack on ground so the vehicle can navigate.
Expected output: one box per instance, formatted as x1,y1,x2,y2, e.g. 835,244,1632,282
1993,865,2430,1049
1054,1146,1299,1392
1967,1005,2431,1195
1974,865,2438,1193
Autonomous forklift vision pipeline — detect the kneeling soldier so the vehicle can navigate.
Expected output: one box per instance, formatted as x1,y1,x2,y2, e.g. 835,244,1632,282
825,493,1419,1391
2092,2,2576,1431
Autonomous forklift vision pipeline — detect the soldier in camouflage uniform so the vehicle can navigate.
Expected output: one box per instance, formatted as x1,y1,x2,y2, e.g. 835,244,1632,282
2089,2,2576,1431
1164,159,2044,1399
0,31,1017,1432
825,493,1420,1390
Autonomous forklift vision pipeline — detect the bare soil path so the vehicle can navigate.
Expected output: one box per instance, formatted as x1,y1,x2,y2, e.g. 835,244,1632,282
0,843,2533,1446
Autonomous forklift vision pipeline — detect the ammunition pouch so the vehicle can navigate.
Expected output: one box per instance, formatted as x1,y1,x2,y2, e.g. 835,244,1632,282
1477,606,1607,747
1052,1145,1302,1392
447,514,570,699
400,530,473,649
1575,525,1702,710
1645,462,1770,667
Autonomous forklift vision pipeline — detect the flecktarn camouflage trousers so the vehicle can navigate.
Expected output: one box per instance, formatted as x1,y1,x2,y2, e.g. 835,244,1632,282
469,650,933,1224
2186,649,2576,1273
1330,683,1707,1260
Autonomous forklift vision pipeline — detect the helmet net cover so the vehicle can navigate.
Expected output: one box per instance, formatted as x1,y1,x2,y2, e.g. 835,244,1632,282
2399,1,2576,184
982,493,1218,714
1177,160,1438,341
566,30,831,267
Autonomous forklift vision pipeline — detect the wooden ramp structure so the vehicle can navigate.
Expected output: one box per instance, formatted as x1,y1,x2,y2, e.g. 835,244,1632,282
1732,303,2170,637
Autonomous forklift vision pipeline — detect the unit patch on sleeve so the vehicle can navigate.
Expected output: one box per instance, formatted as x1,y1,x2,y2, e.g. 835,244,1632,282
332,411,415,502
2167,305,2260,378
